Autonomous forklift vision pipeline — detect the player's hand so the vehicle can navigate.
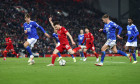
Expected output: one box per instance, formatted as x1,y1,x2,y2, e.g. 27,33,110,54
117,35,123,39
72,41,76,45
24,30,27,34
49,17,52,22
99,29,103,32
45,33,50,38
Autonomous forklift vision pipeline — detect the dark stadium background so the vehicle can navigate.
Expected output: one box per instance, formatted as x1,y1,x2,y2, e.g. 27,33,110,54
0,0,140,57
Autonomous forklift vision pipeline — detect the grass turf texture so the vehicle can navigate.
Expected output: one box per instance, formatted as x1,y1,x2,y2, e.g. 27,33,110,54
0,57,140,84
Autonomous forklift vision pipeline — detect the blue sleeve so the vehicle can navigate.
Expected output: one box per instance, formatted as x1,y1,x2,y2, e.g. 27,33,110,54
33,22,46,33
112,22,122,35
38,26,46,33
116,26,122,35
103,26,106,33
133,26,139,38
52,33,55,38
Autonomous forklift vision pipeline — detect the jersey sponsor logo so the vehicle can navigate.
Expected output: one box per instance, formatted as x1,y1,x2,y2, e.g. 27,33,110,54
65,45,70,49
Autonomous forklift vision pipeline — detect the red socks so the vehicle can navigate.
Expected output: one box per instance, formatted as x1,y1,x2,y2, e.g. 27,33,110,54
83,52,87,58
3,50,7,57
52,54,57,64
94,52,99,58
73,47,81,53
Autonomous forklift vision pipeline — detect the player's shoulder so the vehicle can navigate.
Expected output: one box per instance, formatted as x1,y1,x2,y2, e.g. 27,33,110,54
131,24,136,27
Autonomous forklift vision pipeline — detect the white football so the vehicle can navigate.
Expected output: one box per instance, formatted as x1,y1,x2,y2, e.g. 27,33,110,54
59,59,66,66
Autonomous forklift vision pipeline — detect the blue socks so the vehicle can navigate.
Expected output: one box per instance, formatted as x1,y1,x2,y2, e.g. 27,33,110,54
132,53,136,61
117,50,127,56
71,54,74,58
101,51,106,63
26,46,32,56
80,52,84,57
57,52,61,57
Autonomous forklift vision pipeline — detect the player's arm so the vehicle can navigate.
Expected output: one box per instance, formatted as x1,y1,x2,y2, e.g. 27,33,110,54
90,34,94,44
114,23,123,39
99,26,106,33
132,26,139,40
34,22,50,38
23,24,28,34
49,17,55,29
66,32,75,45
53,38,57,45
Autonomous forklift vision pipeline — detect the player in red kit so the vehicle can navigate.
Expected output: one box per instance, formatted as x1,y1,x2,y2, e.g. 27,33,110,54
3,34,18,60
81,28,99,63
47,19,86,66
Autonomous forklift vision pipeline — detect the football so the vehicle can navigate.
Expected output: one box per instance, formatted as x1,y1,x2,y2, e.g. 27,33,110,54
59,59,66,66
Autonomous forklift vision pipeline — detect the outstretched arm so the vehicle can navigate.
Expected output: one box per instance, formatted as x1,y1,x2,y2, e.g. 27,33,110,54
116,26,123,39
49,17,55,29
66,32,75,45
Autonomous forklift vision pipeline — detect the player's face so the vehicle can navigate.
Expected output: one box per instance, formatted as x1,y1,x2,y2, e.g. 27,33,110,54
80,30,84,34
128,19,132,25
54,25,60,30
85,29,89,33
25,17,30,23
102,18,107,23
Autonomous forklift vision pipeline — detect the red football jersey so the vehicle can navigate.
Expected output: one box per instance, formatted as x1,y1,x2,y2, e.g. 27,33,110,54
57,27,69,44
82,32,94,44
5,37,12,46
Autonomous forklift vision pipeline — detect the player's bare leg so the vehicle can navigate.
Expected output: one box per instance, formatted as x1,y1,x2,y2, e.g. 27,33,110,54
112,45,131,60
47,49,59,66
96,44,109,66
24,41,34,65
125,46,132,62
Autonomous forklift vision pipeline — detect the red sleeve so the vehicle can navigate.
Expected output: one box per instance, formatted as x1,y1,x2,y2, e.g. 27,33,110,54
82,34,86,44
62,27,68,34
90,33,94,43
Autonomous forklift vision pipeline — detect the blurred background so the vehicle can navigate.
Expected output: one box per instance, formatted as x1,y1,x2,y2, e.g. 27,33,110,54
0,0,140,57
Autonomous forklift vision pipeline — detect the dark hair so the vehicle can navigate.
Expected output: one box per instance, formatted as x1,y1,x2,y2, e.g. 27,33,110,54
128,18,133,21
53,21,60,26
102,14,109,18
25,13,30,18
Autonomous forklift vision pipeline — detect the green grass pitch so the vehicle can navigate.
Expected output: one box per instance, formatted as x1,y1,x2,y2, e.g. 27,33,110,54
0,57,140,84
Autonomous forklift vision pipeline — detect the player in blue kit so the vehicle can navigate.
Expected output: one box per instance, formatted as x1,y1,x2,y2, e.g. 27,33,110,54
49,17,76,62
125,18,139,64
78,29,85,60
23,13,50,65
96,14,131,66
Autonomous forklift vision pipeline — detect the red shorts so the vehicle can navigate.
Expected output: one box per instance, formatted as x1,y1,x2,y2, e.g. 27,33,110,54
86,44,95,51
6,44,14,52
56,44,71,52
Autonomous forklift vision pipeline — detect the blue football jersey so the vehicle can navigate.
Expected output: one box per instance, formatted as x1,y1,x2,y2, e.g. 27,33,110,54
24,21,39,39
127,24,139,42
24,21,46,39
78,34,84,45
103,21,122,40
52,33,60,43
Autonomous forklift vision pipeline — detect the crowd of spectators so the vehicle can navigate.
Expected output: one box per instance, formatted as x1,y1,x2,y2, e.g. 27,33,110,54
0,0,139,57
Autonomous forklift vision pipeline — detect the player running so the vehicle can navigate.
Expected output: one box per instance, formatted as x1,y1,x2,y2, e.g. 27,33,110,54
124,18,139,64
52,30,76,62
96,14,131,66
3,33,18,60
81,28,99,62
78,29,85,60
47,20,86,66
23,13,50,65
